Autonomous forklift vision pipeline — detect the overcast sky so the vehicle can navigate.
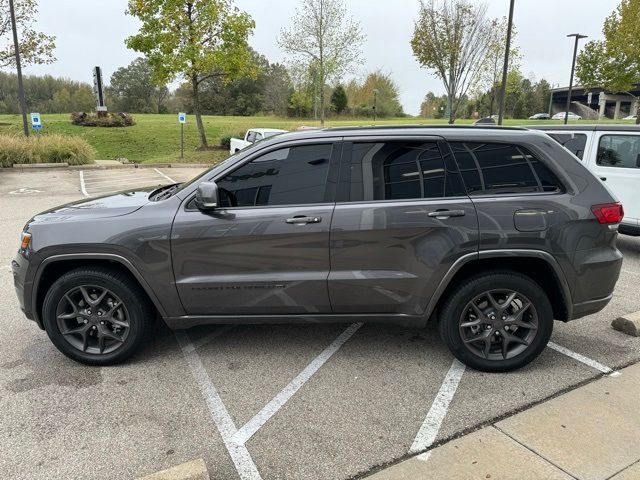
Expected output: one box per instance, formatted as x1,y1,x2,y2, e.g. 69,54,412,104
19,0,618,115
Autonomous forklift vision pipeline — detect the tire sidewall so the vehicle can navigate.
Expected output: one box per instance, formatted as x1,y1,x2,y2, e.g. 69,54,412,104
440,273,553,372
43,271,147,365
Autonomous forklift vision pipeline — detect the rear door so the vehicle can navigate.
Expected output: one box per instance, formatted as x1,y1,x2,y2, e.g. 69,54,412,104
328,137,479,316
589,132,640,228
171,139,341,315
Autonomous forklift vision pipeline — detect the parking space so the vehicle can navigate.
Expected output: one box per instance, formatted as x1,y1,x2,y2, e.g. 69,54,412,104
1,167,640,480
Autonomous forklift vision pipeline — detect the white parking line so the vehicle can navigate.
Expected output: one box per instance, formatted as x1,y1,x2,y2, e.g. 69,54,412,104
410,358,466,457
176,330,262,480
232,322,363,445
547,341,618,375
79,170,89,197
177,323,362,480
154,168,177,183
182,325,236,354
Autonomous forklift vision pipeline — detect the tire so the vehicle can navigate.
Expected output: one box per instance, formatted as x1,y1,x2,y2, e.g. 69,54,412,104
42,267,154,366
438,271,553,372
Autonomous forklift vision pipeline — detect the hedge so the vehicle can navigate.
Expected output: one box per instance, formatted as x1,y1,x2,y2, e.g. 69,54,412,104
0,134,96,167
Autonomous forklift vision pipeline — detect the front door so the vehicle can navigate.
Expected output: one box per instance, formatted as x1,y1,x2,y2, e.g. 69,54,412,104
172,140,341,316
329,138,479,316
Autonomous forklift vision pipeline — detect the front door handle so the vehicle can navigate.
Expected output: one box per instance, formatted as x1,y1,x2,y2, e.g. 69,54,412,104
286,216,322,224
600,177,607,181
427,209,466,219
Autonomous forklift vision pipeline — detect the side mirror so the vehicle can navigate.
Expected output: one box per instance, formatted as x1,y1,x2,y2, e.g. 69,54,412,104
195,181,219,210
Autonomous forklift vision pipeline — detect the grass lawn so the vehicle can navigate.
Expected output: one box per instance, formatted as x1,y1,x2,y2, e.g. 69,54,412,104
0,113,636,164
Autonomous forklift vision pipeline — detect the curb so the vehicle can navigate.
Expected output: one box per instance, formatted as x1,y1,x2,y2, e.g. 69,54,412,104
612,311,640,336
136,458,209,480
2,162,213,172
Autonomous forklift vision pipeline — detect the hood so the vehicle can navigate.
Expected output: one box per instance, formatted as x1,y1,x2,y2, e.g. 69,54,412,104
30,188,154,223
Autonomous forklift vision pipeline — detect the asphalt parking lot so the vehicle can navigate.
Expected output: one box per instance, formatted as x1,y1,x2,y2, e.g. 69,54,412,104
1,166,639,480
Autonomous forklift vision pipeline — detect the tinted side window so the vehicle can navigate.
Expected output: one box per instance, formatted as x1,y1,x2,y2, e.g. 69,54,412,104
217,144,332,207
597,135,640,169
346,141,466,201
548,133,587,159
450,142,564,195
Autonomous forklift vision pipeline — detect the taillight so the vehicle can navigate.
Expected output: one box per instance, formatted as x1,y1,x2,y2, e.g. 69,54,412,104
591,203,624,224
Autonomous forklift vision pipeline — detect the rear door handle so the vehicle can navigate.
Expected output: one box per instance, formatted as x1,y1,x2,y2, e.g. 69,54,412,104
600,177,607,181
427,209,466,219
286,216,322,224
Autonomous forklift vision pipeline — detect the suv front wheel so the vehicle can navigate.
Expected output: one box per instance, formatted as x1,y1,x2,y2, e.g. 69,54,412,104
42,267,154,365
439,271,553,372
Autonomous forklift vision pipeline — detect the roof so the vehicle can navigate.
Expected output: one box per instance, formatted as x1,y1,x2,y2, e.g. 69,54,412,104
529,125,640,133
249,128,288,134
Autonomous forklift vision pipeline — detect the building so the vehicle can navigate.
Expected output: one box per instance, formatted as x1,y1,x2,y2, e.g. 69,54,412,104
550,85,639,119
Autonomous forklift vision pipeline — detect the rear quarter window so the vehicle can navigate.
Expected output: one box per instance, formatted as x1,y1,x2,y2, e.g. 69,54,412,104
450,142,565,196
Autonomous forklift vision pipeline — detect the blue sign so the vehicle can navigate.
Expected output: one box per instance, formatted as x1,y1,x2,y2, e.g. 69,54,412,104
30,113,41,127
32,125,43,131
178,112,186,124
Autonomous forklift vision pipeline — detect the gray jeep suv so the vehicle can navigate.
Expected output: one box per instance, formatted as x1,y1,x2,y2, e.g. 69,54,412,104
12,126,623,371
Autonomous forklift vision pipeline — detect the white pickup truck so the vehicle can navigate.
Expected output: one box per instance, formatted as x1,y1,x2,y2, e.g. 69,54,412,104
534,125,640,236
229,128,287,154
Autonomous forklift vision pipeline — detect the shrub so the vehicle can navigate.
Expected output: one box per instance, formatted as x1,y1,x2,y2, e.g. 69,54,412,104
0,134,96,167
219,132,245,150
71,111,136,127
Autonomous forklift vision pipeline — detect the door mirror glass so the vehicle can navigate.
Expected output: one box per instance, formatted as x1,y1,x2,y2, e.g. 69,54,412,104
195,181,219,210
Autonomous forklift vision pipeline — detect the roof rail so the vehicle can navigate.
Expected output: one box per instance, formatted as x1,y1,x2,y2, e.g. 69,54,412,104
323,124,529,132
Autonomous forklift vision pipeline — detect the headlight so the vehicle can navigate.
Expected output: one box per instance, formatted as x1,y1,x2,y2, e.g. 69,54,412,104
20,233,31,250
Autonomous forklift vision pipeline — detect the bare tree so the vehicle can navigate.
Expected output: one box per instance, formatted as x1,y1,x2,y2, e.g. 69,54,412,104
411,0,493,123
479,17,520,117
279,0,365,126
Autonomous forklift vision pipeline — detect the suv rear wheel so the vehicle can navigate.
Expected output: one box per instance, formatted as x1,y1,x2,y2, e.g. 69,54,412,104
439,271,553,372
42,267,154,365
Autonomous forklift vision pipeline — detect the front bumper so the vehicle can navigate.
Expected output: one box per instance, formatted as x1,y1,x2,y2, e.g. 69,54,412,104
11,252,38,326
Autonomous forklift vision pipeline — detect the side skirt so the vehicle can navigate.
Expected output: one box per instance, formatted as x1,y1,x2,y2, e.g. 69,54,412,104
163,313,428,330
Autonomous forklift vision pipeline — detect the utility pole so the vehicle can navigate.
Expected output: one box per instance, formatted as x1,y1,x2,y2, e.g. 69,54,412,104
497,0,515,126
564,33,587,125
548,84,555,116
373,88,379,122
9,0,29,137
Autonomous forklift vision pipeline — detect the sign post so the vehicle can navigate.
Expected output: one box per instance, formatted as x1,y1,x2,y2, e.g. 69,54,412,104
178,113,186,159
93,66,108,118
30,113,42,134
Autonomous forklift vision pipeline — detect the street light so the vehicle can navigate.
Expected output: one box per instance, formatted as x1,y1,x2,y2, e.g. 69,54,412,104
564,33,588,125
9,0,29,137
373,88,379,122
497,0,515,126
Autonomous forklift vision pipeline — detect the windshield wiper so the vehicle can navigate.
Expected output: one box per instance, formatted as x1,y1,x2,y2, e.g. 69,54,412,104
151,183,182,201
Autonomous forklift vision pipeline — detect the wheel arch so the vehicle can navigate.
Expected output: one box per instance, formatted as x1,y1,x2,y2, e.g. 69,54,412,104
33,254,165,328
426,250,572,324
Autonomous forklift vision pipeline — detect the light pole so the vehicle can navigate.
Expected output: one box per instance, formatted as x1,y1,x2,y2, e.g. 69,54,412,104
373,88,379,122
497,0,515,126
9,0,29,137
548,84,555,117
564,33,587,125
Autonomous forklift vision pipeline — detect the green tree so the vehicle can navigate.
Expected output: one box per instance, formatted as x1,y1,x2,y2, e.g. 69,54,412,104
51,87,71,113
411,0,494,123
107,57,169,113
126,0,255,148
279,0,365,126
576,0,640,123
331,84,347,114
0,0,55,68
71,86,95,112
345,71,404,118
263,63,292,116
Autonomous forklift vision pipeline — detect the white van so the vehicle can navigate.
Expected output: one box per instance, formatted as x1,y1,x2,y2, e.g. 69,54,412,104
533,125,640,236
